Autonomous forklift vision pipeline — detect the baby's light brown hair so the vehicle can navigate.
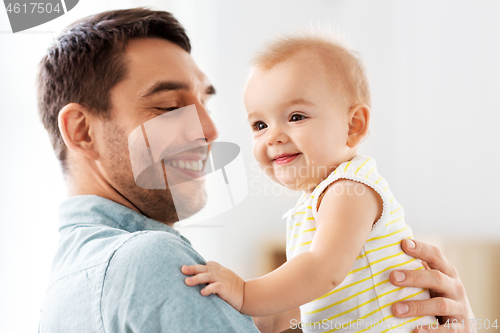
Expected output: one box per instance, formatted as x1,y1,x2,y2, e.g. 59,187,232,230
251,29,371,109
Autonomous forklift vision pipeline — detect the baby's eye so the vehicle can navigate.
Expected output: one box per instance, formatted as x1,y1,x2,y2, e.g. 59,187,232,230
252,121,268,131
290,114,306,122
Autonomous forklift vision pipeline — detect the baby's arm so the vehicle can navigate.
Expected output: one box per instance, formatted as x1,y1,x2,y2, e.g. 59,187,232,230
253,307,301,333
182,179,381,317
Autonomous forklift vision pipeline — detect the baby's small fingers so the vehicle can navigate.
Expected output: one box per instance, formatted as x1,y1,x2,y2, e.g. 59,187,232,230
185,272,218,286
205,261,222,268
201,282,224,296
181,264,208,275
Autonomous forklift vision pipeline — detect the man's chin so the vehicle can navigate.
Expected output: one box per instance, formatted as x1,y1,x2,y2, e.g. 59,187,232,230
124,184,206,225
168,182,207,221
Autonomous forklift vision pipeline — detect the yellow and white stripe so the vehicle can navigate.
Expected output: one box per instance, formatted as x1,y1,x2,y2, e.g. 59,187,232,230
284,155,436,332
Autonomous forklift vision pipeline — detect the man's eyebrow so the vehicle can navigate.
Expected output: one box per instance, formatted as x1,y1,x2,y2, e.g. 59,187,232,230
141,81,190,98
141,81,216,98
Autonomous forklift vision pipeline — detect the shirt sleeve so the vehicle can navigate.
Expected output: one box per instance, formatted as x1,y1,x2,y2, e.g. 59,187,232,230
100,231,258,333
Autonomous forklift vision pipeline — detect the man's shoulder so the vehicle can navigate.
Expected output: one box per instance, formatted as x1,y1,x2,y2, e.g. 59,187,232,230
101,230,205,320
100,231,258,332
110,230,206,273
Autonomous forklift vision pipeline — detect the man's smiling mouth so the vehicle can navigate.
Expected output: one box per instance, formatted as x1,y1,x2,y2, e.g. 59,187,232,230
162,157,207,182
160,145,209,176
165,159,204,171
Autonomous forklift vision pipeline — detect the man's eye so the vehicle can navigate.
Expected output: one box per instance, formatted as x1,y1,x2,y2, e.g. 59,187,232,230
155,107,179,112
252,121,267,131
290,114,306,122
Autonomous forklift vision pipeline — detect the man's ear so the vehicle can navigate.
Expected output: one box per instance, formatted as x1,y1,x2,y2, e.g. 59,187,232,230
347,103,370,148
58,103,99,160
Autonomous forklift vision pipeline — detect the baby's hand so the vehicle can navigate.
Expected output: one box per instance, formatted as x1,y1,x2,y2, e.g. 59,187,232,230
182,261,245,311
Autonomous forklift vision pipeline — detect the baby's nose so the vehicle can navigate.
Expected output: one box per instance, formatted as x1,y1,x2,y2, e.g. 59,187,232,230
267,127,289,145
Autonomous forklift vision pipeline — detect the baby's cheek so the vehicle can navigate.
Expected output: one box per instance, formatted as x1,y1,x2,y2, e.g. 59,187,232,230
263,166,276,180
252,143,267,165
254,157,273,179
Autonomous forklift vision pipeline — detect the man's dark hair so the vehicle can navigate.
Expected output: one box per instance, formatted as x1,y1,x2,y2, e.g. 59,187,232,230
37,8,191,173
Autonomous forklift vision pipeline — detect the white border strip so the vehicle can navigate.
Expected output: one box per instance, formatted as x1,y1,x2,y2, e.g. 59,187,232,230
60,0,68,13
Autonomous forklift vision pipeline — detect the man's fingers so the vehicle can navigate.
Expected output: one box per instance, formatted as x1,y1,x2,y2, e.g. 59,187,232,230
401,239,458,279
421,260,431,271
390,269,460,297
392,297,461,318
201,282,224,296
181,264,208,275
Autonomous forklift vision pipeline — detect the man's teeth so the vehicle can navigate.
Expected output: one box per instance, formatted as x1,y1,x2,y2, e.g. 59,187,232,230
165,160,204,171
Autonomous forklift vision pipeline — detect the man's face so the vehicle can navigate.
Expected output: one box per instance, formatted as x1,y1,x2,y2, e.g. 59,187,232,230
96,38,218,224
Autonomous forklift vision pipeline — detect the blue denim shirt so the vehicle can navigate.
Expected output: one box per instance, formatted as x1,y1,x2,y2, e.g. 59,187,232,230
39,195,258,333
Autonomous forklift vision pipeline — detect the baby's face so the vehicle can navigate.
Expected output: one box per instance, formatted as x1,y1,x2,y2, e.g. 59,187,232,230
244,53,354,192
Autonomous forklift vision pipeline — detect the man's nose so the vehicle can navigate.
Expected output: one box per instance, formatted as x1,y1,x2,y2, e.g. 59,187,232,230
267,126,288,146
196,103,218,143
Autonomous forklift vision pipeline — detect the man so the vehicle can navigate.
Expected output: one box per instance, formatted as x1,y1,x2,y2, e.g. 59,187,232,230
37,8,475,333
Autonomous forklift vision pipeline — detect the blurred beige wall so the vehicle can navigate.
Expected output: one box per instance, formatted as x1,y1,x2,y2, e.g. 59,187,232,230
441,240,500,332
258,237,500,332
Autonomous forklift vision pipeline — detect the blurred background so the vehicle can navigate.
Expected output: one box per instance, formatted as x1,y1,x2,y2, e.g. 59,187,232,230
1,0,499,332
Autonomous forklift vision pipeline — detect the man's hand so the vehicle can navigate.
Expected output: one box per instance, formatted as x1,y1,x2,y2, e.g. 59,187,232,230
182,261,245,311
390,239,476,333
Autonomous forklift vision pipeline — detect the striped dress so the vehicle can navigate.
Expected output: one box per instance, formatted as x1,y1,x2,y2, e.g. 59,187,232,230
283,155,436,333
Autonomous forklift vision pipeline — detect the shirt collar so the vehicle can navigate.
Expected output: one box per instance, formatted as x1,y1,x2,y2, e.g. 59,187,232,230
59,195,190,244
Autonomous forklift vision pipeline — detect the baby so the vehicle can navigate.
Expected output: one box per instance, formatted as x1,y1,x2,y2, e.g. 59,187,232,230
182,31,437,333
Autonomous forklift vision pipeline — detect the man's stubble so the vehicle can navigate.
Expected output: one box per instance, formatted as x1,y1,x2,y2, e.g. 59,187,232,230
100,119,207,224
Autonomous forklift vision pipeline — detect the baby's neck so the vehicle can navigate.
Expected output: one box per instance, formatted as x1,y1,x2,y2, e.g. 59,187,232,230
300,153,359,195
302,183,319,195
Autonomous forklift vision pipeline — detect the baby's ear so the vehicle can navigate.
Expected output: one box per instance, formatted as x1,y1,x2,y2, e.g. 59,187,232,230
347,103,370,148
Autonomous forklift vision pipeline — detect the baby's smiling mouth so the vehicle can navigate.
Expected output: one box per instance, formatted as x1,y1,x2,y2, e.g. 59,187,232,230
273,153,301,165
